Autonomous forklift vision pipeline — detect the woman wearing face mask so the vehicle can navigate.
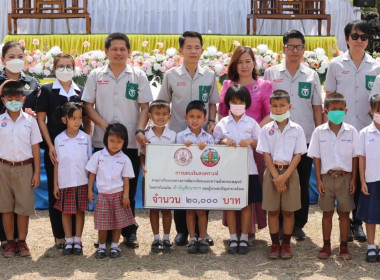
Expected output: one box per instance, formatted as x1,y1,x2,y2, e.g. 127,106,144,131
36,52,91,249
218,46,273,240
0,41,41,249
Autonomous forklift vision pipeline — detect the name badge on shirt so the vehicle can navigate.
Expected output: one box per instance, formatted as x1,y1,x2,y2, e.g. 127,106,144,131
298,82,312,99
199,85,211,103
365,75,376,91
125,82,139,100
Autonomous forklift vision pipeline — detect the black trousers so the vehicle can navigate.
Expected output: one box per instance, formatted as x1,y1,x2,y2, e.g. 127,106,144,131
352,168,363,225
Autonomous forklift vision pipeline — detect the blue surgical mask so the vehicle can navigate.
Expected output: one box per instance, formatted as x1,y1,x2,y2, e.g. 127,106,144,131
327,110,345,125
5,100,23,112
270,111,290,122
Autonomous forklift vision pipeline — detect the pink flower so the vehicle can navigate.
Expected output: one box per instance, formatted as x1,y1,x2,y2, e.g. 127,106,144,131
233,40,241,47
83,41,90,48
157,42,164,49
26,56,34,63
44,69,51,76
19,40,25,47
97,62,103,67
74,57,82,66
32,39,39,46
91,61,97,67
83,66,90,75
160,66,166,72
142,41,148,48
29,67,35,73
166,58,174,68
143,53,150,59
45,62,51,68
41,55,47,61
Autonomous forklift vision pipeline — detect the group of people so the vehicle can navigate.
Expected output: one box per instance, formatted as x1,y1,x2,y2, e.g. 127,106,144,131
0,19,380,263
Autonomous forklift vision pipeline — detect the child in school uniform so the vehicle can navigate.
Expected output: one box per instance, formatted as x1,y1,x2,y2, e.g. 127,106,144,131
213,84,262,255
176,100,214,254
140,100,176,253
87,123,136,259
257,90,307,260
0,81,42,258
356,93,380,263
308,93,358,260
53,102,92,256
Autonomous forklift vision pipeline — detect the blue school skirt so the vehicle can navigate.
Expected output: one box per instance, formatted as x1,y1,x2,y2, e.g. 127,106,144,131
356,181,380,224
248,175,262,204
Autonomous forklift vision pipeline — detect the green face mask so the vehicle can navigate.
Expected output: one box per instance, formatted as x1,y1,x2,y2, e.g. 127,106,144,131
327,110,345,125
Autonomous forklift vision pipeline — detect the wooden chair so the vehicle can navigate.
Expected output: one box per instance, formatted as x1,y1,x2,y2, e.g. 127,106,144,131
247,0,277,35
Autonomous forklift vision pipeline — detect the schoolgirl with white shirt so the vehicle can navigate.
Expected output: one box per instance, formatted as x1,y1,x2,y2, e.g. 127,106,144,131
53,102,92,256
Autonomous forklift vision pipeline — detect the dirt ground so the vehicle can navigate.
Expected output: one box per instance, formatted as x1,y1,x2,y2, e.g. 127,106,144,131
0,204,379,280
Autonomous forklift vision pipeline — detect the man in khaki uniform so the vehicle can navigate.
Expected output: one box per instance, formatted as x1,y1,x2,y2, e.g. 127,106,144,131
82,32,153,248
157,31,219,246
264,30,323,239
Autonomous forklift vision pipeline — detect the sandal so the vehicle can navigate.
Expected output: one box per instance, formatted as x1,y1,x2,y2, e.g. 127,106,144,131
227,240,239,254
63,243,73,255
237,240,249,254
366,248,377,263
73,242,83,256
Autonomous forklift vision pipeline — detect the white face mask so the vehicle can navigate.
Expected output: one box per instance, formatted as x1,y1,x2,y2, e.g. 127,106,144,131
230,104,246,116
270,111,291,122
374,113,380,124
5,59,25,73
55,69,74,82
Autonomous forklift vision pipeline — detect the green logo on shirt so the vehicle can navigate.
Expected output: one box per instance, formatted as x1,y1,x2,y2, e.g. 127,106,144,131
125,82,138,100
366,75,376,91
298,82,312,99
199,86,211,103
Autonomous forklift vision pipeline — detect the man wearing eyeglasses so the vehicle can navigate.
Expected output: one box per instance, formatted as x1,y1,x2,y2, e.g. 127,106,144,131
264,30,323,240
324,20,380,243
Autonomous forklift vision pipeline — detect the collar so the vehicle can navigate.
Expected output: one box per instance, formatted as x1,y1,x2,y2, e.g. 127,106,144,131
100,148,124,157
320,122,350,132
146,126,172,140
177,63,205,76
52,79,80,100
272,119,296,130
102,64,132,74
227,113,249,123
183,126,208,137
61,130,86,141
368,122,380,133
2,110,25,122
278,62,308,74
343,51,374,64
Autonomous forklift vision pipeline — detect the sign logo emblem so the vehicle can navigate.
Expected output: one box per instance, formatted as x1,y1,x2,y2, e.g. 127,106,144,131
200,148,220,167
174,148,193,166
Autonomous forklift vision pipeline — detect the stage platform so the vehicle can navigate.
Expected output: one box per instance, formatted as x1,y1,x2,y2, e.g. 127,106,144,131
3,34,338,55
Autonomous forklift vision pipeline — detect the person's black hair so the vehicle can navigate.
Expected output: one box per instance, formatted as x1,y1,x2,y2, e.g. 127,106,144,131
370,93,380,114
1,81,24,97
324,93,346,109
179,31,203,49
344,20,372,40
283,30,305,45
105,32,130,50
270,90,290,104
54,102,83,125
224,84,252,110
149,99,170,113
2,41,25,58
185,100,207,115
103,123,129,150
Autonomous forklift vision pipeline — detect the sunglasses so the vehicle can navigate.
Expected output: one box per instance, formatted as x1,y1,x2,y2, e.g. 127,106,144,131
350,33,369,41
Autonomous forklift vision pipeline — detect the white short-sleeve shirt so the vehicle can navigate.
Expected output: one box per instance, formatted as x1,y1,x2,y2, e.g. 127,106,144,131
81,64,153,149
85,148,135,194
140,126,176,155
369,74,380,99
176,127,215,145
0,111,42,162
356,122,380,183
263,63,323,143
213,113,261,175
157,64,220,133
307,122,358,174
324,51,380,131
55,130,92,189
257,120,307,164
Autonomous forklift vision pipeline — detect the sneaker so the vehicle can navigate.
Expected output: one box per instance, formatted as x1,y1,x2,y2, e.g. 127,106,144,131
162,240,172,253
63,243,73,255
317,244,331,259
109,247,121,258
280,244,293,259
151,240,162,253
73,243,83,256
17,240,31,257
96,248,106,259
3,240,16,258
198,239,209,254
268,244,281,259
339,245,352,260
187,240,198,254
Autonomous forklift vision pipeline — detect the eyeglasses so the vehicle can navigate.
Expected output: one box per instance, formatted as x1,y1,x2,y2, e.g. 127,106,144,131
284,44,305,51
350,33,369,41
56,65,74,72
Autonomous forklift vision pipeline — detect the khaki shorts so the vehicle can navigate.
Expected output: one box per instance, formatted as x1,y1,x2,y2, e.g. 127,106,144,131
318,173,355,212
0,162,34,216
262,168,301,212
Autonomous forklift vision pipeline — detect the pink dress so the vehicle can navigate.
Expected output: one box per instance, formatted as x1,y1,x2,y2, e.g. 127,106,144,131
219,79,272,233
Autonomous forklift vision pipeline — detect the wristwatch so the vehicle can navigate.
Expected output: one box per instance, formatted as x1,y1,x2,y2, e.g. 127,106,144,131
135,129,145,135
208,119,216,124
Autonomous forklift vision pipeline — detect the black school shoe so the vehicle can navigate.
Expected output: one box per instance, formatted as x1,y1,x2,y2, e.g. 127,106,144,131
205,233,214,246
162,240,172,253
366,248,377,263
73,243,83,255
63,243,73,255
187,240,198,253
126,233,139,248
352,224,367,242
151,240,162,253
109,247,121,258
198,239,209,254
96,248,106,259
174,233,188,246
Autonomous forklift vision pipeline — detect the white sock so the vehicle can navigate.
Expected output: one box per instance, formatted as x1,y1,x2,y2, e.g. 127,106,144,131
163,234,170,241
111,242,119,249
154,234,160,241
230,234,238,247
74,236,82,249
189,237,197,242
65,237,73,245
99,243,106,250
368,244,377,256
240,233,248,247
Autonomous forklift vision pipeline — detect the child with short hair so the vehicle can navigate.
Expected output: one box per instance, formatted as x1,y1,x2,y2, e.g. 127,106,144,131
87,123,136,259
53,102,92,256
257,90,307,260
213,84,262,255
140,100,176,253
176,100,214,254
356,93,380,262
308,93,357,260
0,80,42,258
